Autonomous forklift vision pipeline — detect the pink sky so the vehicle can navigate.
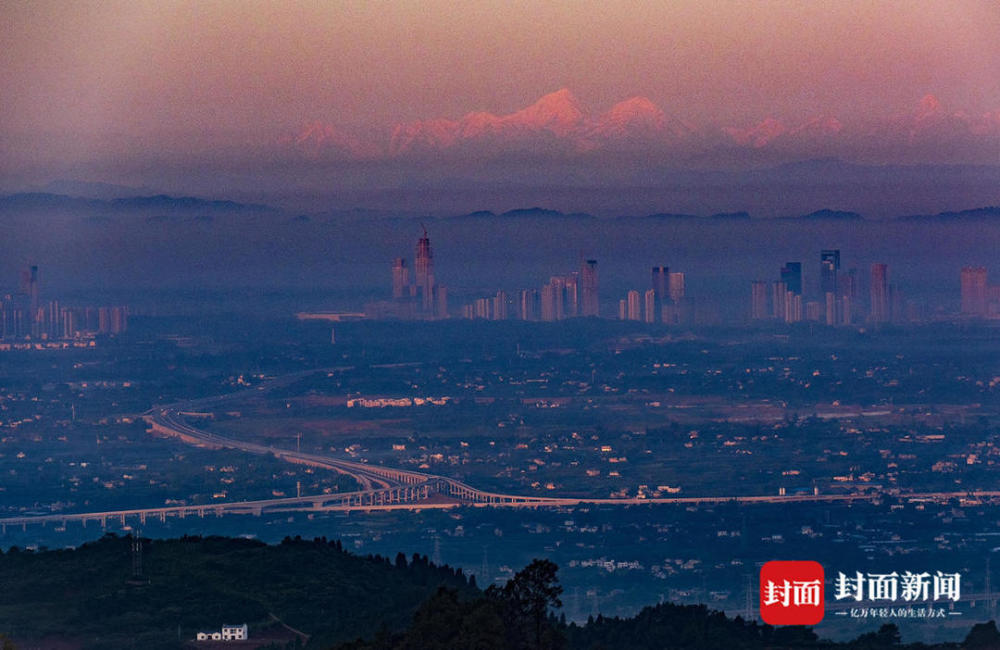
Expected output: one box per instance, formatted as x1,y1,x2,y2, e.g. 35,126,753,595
2,0,999,188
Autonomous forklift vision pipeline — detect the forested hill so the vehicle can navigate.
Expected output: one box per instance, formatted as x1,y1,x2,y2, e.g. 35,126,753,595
0,533,476,649
2,535,1000,650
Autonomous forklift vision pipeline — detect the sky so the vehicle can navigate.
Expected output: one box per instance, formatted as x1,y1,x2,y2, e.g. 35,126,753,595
2,0,999,205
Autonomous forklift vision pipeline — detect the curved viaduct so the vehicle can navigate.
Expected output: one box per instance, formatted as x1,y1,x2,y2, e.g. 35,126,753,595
1,369,993,532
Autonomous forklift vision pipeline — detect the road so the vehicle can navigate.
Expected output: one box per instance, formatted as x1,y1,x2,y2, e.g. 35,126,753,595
3,367,1000,531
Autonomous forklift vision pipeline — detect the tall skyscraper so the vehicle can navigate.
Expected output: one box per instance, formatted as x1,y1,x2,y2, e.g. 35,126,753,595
626,290,641,321
581,260,599,317
564,273,579,317
870,263,889,323
780,262,802,295
825,291,838,326
549,276,567,320
651,266,669,299
415,228,435,312
519,289,538,321
391,258,409,299
643,289,656,323
651,266,669,323
840,295,852,326
771,281,788,321
786,293,803,323
493,290,508,320
668,272,685,303
961,267,988,316
751,281,769,320
649,266,670,320
540,283,557,322
820,250,840,295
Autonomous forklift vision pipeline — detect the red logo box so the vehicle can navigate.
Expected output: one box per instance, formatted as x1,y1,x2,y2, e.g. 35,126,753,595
759,561,825,625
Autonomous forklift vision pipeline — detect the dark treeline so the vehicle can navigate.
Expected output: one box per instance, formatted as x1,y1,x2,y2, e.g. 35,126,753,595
2,535,1000,649
0,533,476,649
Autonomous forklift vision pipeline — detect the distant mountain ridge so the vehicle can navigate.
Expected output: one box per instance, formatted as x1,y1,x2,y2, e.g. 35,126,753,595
0,192,272,214
291,90,1000,162
4,189,1000,224
899,206,1000,221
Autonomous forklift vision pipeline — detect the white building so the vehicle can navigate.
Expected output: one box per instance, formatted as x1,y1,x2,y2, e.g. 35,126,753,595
196,623,248,642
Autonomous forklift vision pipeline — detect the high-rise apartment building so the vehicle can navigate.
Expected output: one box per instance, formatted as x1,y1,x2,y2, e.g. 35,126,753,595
627,290,641,321
540,283,557,322
870,263,889,323
644,289,656,324
564,273,579,317
751,281,769,320
415,228,435,313
771,281,788,321
581,260,599,317
820,250,840,295
651,266,669,323
493,290,509,320
668,272,685,303
519,289,538,321
391,258,408,299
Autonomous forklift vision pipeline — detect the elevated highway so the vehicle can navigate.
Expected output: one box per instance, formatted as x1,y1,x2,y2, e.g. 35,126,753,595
4,368,999,532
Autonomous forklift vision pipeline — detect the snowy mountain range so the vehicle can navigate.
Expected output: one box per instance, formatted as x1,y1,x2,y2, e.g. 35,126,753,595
288,89,1000,162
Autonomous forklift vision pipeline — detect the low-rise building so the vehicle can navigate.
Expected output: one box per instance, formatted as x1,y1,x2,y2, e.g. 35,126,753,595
196,623,248,642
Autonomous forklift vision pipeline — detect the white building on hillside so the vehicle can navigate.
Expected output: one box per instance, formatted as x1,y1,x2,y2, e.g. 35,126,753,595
196,623,248,642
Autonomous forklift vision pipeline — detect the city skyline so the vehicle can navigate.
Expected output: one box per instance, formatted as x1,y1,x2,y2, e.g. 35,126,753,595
0,264,127,341
361,228,998,326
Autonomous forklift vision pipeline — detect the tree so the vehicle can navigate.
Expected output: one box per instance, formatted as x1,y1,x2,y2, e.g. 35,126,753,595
964,621,1000,649
490,559,563,649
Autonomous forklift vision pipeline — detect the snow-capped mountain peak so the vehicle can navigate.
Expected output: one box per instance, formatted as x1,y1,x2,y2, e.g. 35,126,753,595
505,88,586,135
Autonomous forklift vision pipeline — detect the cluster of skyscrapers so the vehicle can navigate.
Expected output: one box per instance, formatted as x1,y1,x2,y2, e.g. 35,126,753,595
751,250,900,326
1,265,128,340
460,259,600,321
368,228,448,319
368,232,993,326
616,267,688,323
370,229,603,322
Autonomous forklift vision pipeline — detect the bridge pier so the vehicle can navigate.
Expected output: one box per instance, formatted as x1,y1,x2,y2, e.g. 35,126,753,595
119,514,126,527
139,513,147,525
159,512,166,523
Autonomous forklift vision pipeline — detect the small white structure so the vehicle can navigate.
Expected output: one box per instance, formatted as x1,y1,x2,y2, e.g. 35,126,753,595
196,623,248,642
